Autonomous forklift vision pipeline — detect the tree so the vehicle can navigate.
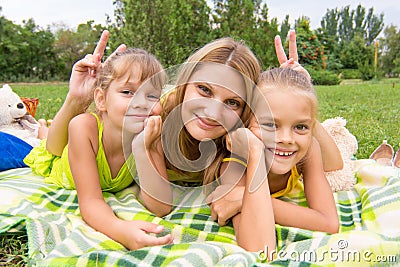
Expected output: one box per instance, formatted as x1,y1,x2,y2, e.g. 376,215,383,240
211,0,279,69
53,21,104,80
339,34,373,70
380,25,400,77
317,4,384,72
111,0,211,67
252,2,279,69
0,17,59,81
294,17,324,69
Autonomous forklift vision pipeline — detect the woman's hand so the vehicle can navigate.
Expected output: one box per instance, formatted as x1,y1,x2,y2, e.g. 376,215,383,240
207,184,245,226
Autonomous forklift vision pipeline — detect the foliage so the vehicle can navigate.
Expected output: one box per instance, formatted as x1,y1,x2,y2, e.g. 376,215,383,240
111,0,212,67
211,0,279,69
294,18,325,69
0,14,105,82
0,2,399,81
380,25,400,77
308,68,341,85
0,233,28,266
0,17,58,82
53,21,105,80
317,4,384,72
320,4,384,46
358,58,375,81
340,69,361,79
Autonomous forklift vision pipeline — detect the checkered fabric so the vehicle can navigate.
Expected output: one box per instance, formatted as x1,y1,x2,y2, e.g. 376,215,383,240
1,163,399,266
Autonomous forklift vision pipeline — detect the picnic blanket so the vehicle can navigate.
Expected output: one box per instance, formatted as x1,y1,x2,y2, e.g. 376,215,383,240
1,161,400,266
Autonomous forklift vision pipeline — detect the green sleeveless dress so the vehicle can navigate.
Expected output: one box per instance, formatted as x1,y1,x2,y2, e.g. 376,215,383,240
24,113,135,193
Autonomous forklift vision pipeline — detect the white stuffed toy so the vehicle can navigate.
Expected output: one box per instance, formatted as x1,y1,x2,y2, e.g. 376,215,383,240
322,117,358,191
0,84,43,147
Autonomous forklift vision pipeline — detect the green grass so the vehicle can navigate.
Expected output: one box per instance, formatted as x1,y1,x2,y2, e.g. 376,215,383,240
316,79,400,159
10,82,69,121
1,78,400,264
0,234,29,266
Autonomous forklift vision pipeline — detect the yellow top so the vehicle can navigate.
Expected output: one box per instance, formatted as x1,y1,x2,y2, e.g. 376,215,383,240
24,113,135,193
221,157,303,198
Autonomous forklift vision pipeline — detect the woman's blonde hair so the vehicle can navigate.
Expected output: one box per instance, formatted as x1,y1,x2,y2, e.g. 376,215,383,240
162,37,261,185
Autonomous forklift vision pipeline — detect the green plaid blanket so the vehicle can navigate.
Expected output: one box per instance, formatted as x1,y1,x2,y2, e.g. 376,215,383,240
1,162,399,266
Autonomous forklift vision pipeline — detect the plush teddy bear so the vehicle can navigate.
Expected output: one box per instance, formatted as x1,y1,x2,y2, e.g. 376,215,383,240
0,84,46,147
322,117,358,191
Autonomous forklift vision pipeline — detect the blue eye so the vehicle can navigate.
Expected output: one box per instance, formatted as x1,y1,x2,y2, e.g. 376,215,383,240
225,99,241,109
198,85,211,95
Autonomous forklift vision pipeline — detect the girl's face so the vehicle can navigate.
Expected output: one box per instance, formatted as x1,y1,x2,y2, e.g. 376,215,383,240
101,68,162,134
250,89,313,175
181,63,246,141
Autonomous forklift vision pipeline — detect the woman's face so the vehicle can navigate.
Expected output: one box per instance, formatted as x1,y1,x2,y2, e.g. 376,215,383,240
181,63,247,141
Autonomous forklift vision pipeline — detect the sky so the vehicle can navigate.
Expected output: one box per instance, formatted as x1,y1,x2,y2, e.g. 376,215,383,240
0,0,399,30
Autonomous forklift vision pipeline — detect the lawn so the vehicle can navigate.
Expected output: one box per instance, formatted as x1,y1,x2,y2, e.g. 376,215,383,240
1,78,400,265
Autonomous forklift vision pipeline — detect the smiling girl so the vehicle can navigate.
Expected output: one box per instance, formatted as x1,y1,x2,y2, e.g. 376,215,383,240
24,47,174,250
208,68,339,247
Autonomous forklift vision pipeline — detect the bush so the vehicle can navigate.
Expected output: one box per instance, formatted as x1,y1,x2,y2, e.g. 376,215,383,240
358,60,375,81
307,68,341,85
340,69,362,79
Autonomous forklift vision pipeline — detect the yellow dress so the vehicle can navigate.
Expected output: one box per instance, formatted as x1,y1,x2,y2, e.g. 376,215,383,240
24,113,135,193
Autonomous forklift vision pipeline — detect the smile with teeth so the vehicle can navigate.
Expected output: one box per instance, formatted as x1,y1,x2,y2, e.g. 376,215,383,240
274,150,294,156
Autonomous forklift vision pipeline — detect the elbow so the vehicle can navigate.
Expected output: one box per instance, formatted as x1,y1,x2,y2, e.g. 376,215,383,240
46,142,62,157
325,157,344,172
326,217,340,234
336,157,344,171
152,205,172,218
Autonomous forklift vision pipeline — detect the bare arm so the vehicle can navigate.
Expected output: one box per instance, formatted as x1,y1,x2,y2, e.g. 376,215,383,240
132,116,172,217
47,30,126,156
223,128,275,253
273,139,339,233
69,114,173,250
234,144,275,252
210,139,339,235
313,121,343,171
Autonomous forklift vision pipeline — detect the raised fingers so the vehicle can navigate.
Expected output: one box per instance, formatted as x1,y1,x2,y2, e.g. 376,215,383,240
72,55,97,74
275,30,299,65
288,29,298,62
275,35,287,65
93,30,110,60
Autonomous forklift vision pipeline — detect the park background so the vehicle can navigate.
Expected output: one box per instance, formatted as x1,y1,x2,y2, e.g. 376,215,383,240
0,1,400,264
